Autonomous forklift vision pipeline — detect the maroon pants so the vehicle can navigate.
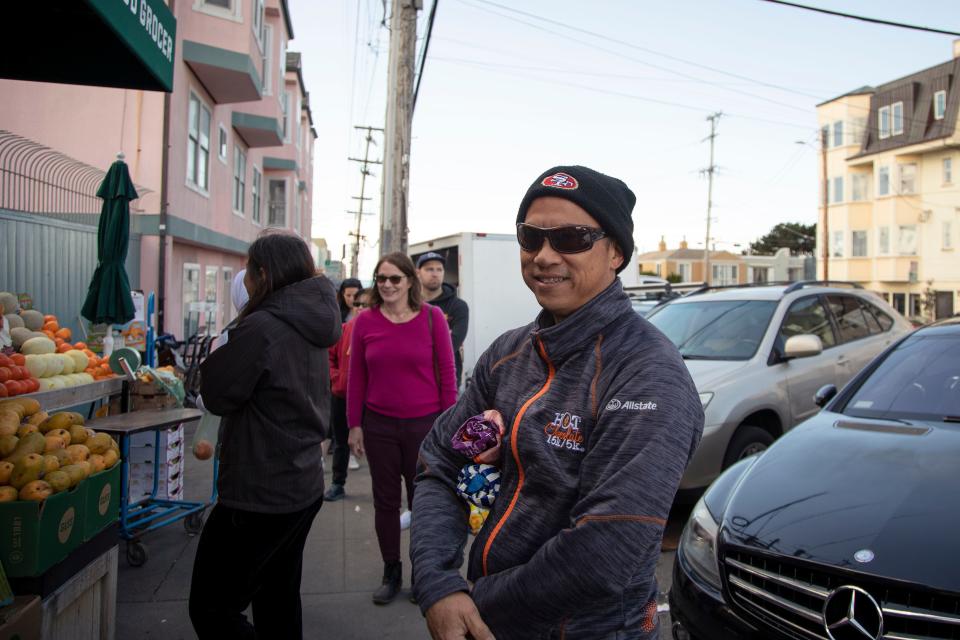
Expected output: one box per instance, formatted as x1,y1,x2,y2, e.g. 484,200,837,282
362,407,437,563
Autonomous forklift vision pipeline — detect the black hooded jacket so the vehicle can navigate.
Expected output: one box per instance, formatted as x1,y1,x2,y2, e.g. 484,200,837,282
427,282,469,382
200,276,341,513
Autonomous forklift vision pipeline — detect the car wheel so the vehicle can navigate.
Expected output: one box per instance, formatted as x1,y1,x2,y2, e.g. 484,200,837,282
723,425,775,468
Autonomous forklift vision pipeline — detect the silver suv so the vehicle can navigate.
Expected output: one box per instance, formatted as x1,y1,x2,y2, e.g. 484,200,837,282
644,281,912,492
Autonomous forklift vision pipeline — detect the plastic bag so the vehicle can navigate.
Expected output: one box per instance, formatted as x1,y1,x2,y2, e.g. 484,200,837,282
191,410,220,460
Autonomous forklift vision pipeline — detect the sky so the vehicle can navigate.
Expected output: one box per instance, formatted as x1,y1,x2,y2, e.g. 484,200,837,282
288,0,959,276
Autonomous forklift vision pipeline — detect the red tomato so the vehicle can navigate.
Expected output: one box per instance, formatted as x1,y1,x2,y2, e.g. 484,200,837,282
17,366,30,381
0,384,6,397
3,380,18,396
0,355,11,367
9,354,25,367
25,378,39,393
0,367,11,383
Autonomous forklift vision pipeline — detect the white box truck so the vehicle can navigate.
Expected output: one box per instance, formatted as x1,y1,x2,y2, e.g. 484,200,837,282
410,232,641,381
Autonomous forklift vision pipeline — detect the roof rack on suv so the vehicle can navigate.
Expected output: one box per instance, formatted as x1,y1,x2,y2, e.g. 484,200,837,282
782,280,863,294
682,281,796,298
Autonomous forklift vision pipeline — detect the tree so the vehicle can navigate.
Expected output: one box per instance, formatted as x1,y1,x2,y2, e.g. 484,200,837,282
749,222,816,256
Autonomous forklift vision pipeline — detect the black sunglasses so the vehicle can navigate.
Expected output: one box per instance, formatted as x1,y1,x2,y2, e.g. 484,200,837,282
375,274,406,285
516,223,607,254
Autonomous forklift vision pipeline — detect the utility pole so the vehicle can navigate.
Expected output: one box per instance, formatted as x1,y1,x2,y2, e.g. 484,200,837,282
348,126,383,279
701,112,722,285
380,0,420,254
820,127,830,281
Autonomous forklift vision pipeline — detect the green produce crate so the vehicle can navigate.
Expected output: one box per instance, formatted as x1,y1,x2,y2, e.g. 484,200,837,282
82,463,120,540
0,485,85,577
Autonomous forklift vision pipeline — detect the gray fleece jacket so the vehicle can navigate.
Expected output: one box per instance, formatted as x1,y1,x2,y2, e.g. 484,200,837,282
411,279,703,639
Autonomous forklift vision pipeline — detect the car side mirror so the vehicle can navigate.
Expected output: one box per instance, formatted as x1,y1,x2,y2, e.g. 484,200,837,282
814,384,838,408
784,334,823,359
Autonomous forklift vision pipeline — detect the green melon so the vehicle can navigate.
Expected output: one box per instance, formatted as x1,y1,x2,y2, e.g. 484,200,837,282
0,292,17,315
4,314,23,329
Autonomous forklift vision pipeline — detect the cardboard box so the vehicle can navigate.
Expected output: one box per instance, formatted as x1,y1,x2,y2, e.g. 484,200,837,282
82,463,120,541
0,596,40,640
0,487,85,577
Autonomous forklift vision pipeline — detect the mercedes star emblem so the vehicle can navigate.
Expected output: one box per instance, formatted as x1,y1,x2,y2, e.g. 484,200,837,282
822,585,884,640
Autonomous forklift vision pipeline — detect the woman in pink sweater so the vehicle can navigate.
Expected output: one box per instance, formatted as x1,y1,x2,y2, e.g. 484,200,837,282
348,252,457,605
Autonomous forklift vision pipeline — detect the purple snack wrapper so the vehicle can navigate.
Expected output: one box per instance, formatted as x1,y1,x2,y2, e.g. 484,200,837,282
451,414,499,458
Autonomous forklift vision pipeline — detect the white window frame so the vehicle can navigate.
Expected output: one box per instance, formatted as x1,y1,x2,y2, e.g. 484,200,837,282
944,157,953,185
182,263,202,338
934,90,946,120
944,221,954,251
193,0,242,22
293,188,301,234
878,226,890,255
218,124,228,163
898,163,917,194
678,262,691,282
268,178,287,227
898,225,917,256
891,101,904,136
282,90,293,143
832,176,844,204
279,38,286,99
851,173,869,201
832,120,843,148
261,24,273,96
878,166,890,196
232,143,247,215
252,0,266,51
878,106,890,139
851,230,868,257
186,92,211,193
252,166,262,225
832,230,844,258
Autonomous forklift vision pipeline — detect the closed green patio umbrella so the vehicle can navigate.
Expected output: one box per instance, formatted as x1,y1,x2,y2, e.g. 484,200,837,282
81,154,137,325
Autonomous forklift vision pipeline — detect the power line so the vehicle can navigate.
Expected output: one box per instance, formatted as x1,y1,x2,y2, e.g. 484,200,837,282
429,56,814,130
458,0,949,131
463,0,824,101
413,0,439,112
760,0,960,37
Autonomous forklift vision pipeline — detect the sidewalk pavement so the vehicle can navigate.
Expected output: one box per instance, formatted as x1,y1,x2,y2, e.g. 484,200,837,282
116,424,430,639
116,423,676,639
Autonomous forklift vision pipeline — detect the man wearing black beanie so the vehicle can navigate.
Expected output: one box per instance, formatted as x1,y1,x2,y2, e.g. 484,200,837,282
412,165,703,640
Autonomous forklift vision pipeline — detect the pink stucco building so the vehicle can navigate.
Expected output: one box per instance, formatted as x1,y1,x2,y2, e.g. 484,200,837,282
0,0,315,339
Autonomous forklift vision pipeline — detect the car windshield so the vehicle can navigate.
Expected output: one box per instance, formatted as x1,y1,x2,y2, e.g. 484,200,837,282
842,334,960,422
646,300,777,360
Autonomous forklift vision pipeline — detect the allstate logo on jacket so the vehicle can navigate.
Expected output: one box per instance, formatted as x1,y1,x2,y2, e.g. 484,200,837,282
543,411,586,453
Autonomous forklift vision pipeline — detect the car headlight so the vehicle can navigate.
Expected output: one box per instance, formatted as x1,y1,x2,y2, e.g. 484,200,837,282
679,495,722,591
698,392,714,410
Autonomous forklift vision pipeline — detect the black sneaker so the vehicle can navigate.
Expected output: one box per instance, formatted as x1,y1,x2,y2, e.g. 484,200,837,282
323,484,345,502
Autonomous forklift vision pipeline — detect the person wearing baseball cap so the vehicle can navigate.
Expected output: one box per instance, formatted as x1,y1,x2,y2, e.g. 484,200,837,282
411,166,704,639
416,251,470,391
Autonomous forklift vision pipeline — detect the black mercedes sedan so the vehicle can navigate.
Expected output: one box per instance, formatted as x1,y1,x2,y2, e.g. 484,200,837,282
670,317,960,640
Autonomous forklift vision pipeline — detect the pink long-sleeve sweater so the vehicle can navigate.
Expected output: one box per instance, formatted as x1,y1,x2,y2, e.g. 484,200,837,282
347,304,457,427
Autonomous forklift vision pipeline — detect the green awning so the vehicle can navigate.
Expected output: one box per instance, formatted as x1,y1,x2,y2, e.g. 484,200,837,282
263,157,298,172
232,112,282,147
0,0,176,92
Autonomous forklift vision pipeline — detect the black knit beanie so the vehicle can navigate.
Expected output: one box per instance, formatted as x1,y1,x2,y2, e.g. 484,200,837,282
516,166,636,273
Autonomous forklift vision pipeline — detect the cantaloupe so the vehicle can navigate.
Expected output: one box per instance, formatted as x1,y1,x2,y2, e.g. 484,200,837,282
21,337,56,355
4,314,23,330
24,355,47,379
10,328,35,350
19,310,44,331
65,350,88,373
0,293,18,314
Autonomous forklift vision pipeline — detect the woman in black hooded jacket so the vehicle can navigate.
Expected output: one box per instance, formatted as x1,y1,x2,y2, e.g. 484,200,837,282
189,232,341,640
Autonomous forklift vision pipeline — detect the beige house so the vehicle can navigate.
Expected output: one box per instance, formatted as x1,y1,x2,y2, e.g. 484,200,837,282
816,41,960,320
637,239,745,285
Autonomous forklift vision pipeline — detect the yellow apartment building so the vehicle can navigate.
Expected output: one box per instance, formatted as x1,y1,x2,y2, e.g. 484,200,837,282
817,41,960,320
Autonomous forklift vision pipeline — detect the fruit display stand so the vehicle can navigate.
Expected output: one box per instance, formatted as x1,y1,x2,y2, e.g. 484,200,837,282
18,378,124,415
85,408,205,566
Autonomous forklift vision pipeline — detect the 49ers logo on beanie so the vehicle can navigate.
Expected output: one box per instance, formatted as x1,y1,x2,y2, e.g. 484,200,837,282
541,172,578,189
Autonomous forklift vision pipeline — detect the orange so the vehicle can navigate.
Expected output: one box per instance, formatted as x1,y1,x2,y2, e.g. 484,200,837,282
56,343,72,354
73,342,88,350
42,321,59,332
55,328,72,341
